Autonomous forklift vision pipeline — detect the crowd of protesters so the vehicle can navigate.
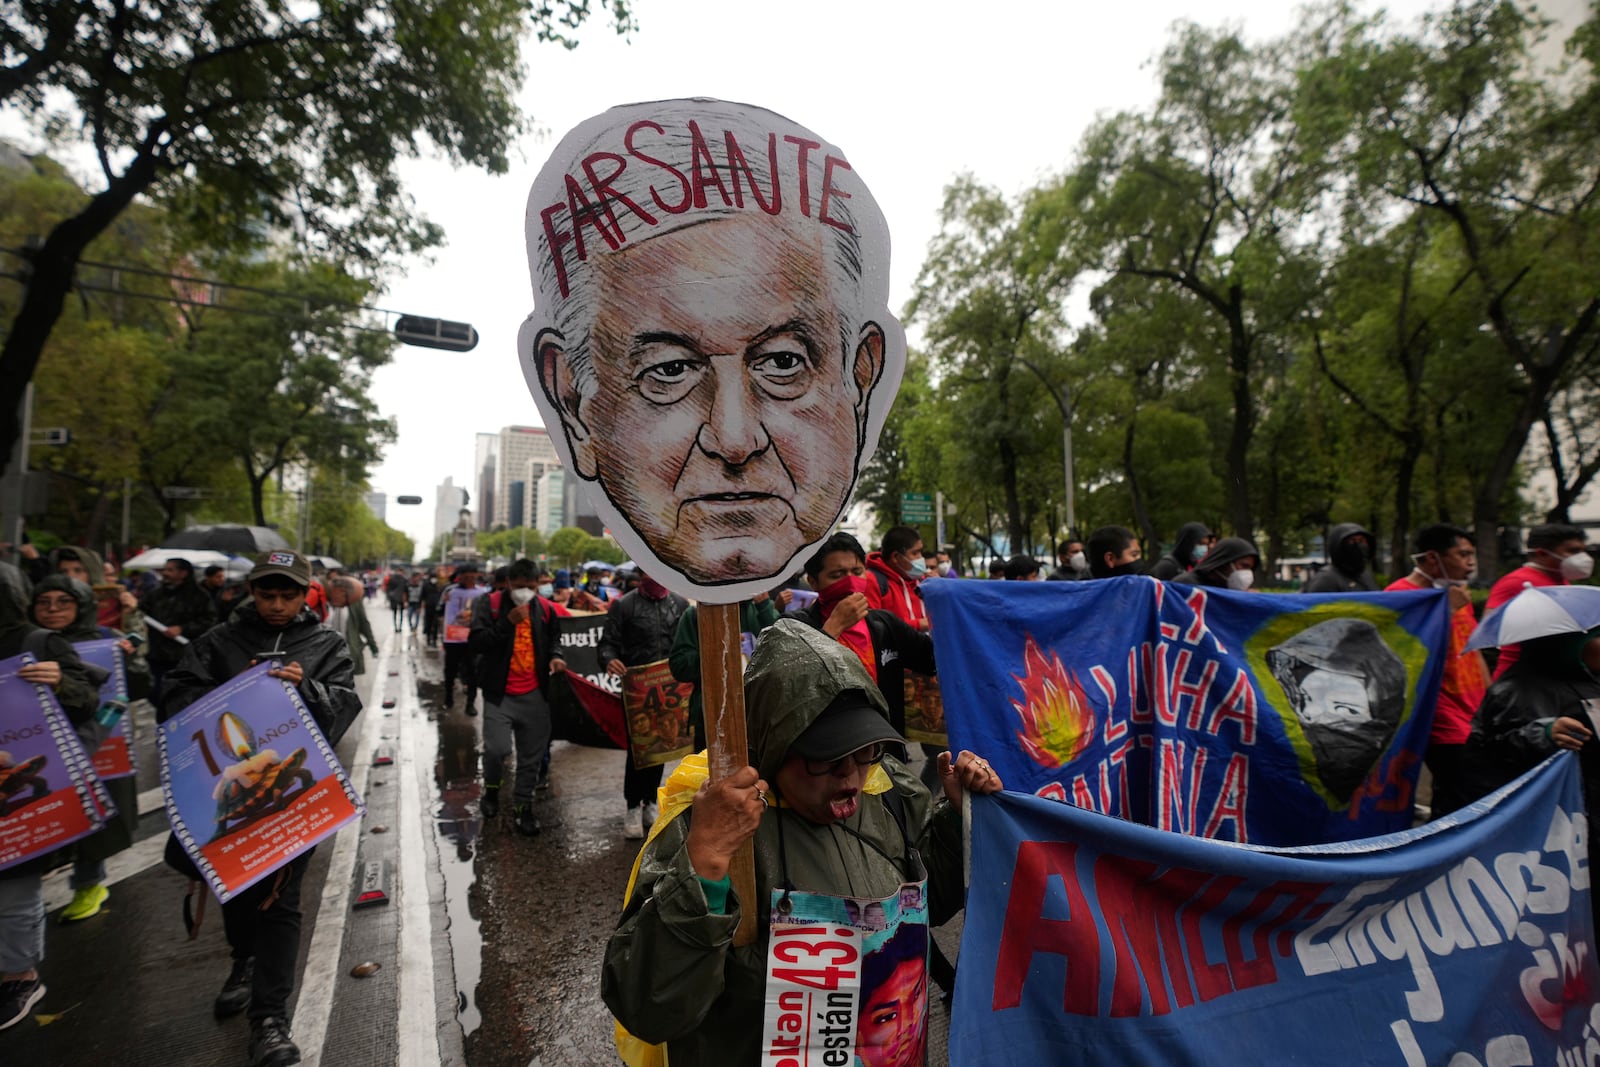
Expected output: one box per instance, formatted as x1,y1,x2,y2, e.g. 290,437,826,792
0,514,1595,1063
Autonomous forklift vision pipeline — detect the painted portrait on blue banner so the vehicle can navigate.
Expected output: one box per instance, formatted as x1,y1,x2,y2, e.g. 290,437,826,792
924,577,1449,845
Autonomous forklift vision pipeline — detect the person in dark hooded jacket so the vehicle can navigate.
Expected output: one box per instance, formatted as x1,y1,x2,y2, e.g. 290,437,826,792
1304,523,1379,593
29,574,149,924
159,549,360,1067
1148,522,1214,581
140,556,217,701
0,562,100,1032
1173,537,1260,591
1460,626,1600,927
601,621,1001,1066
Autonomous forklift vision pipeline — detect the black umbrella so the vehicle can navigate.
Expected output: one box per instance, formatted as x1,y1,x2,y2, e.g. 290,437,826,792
161,524,292,555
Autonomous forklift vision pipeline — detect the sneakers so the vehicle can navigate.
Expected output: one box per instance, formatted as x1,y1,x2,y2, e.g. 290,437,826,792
214,957,253,1019
59,883,109,923
623,805,645,840
248,1016,302,1067
0,976,44,1032
480,787,500,820
641,802,659,830
513,805,541,837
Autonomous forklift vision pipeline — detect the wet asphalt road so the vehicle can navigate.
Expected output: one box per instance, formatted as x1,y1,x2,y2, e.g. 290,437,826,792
415,641,959,1067
412,646,636,1067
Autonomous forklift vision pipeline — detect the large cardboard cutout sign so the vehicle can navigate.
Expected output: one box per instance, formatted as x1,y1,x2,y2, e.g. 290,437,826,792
520,98,906,603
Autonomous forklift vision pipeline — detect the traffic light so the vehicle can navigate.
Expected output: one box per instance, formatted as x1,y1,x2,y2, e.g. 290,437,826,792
394,316,478,352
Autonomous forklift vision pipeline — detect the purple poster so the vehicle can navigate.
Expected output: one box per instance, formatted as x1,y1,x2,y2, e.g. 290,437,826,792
75,638,137,780
0,653,110,872
158,662,363,902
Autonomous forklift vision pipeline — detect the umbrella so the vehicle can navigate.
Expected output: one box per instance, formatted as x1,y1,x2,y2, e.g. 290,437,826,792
161,524,291,555
308,555,344,571
1464,584,1600,652
123,547,232,571
580,560,617,572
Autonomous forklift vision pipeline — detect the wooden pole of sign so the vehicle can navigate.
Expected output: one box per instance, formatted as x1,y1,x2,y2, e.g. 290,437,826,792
698,600,758,946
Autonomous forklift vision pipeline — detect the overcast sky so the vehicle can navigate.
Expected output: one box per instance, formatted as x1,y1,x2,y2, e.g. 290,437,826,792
375,0,1461,555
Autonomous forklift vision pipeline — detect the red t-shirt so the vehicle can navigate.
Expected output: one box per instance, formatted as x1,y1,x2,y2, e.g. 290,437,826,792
498,592,570,696
1485,564,1565,679
1386,576,1489,744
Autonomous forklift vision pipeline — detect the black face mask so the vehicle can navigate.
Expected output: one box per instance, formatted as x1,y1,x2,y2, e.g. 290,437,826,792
1107,559,1147,579
1334,542,1368,573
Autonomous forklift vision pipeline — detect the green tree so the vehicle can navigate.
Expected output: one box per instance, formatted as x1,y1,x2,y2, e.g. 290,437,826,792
1057,21,1321,541
579,535,625,567
908,177,1079,552
172,257,398,526
0,0,634,468
546,526,589,569
1297,0,1600,576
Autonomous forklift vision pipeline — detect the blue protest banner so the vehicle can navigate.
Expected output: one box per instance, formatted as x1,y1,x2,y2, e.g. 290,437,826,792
924,577,1449,844
953,755,1596,1066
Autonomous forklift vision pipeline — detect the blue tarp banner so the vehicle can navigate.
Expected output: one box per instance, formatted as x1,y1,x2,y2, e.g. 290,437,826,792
924,577,1449,844
953,756,1598,1066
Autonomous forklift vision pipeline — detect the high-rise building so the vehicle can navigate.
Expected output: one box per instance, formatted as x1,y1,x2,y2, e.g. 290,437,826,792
564,473,603,536
494,426,560,528
434,477,469,551
366,491,387,523
507,481,526,533
523,455,561,529
535,468,566,536
474,433,498,532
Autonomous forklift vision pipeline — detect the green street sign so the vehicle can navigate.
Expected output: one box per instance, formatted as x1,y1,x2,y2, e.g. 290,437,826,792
900,491,934,522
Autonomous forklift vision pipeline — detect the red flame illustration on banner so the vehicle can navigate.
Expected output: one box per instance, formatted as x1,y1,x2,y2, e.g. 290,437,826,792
1010,636,1095,769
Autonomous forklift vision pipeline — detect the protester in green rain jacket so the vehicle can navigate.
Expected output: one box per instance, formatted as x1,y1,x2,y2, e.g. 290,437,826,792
602,620,1002,1066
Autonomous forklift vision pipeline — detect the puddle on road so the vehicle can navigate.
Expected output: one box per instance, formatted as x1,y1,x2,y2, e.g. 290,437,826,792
411,652,486,1040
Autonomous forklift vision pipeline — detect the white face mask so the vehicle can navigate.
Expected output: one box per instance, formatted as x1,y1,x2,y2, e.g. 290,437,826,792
1068,551,1088,573
537,583,554,598
936,561,952,577
1560,551,1595,582
1413,552,1473,588
510,587,536,605
1226,568,1255,592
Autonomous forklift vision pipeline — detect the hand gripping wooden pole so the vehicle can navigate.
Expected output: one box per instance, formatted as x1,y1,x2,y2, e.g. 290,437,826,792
698,601,758,946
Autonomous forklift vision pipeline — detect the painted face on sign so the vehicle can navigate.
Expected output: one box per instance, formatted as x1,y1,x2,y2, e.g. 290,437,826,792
856,957,928,1067
1266,617,1407,803
544,215,883,586
521,99,904,603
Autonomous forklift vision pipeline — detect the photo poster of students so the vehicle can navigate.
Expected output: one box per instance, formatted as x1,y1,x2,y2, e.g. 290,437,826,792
622,659,695,770
902,672,947,747
0,652,110,872
158,661,363,902
75,638,136,780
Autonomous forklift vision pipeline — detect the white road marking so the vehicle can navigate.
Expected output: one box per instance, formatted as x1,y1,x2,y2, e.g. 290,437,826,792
295,638,387,1067
138,786,164,816
395,641,443,1067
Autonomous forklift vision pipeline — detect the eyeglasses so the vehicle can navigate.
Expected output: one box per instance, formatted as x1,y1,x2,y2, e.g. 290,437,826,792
34,596,76,610
804,742,887,777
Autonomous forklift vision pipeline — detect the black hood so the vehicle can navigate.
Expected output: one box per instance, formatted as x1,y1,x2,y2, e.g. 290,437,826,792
1194,537,1258,577
31,574,101,641
1171,523,1213,569
1326,523,1374,576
